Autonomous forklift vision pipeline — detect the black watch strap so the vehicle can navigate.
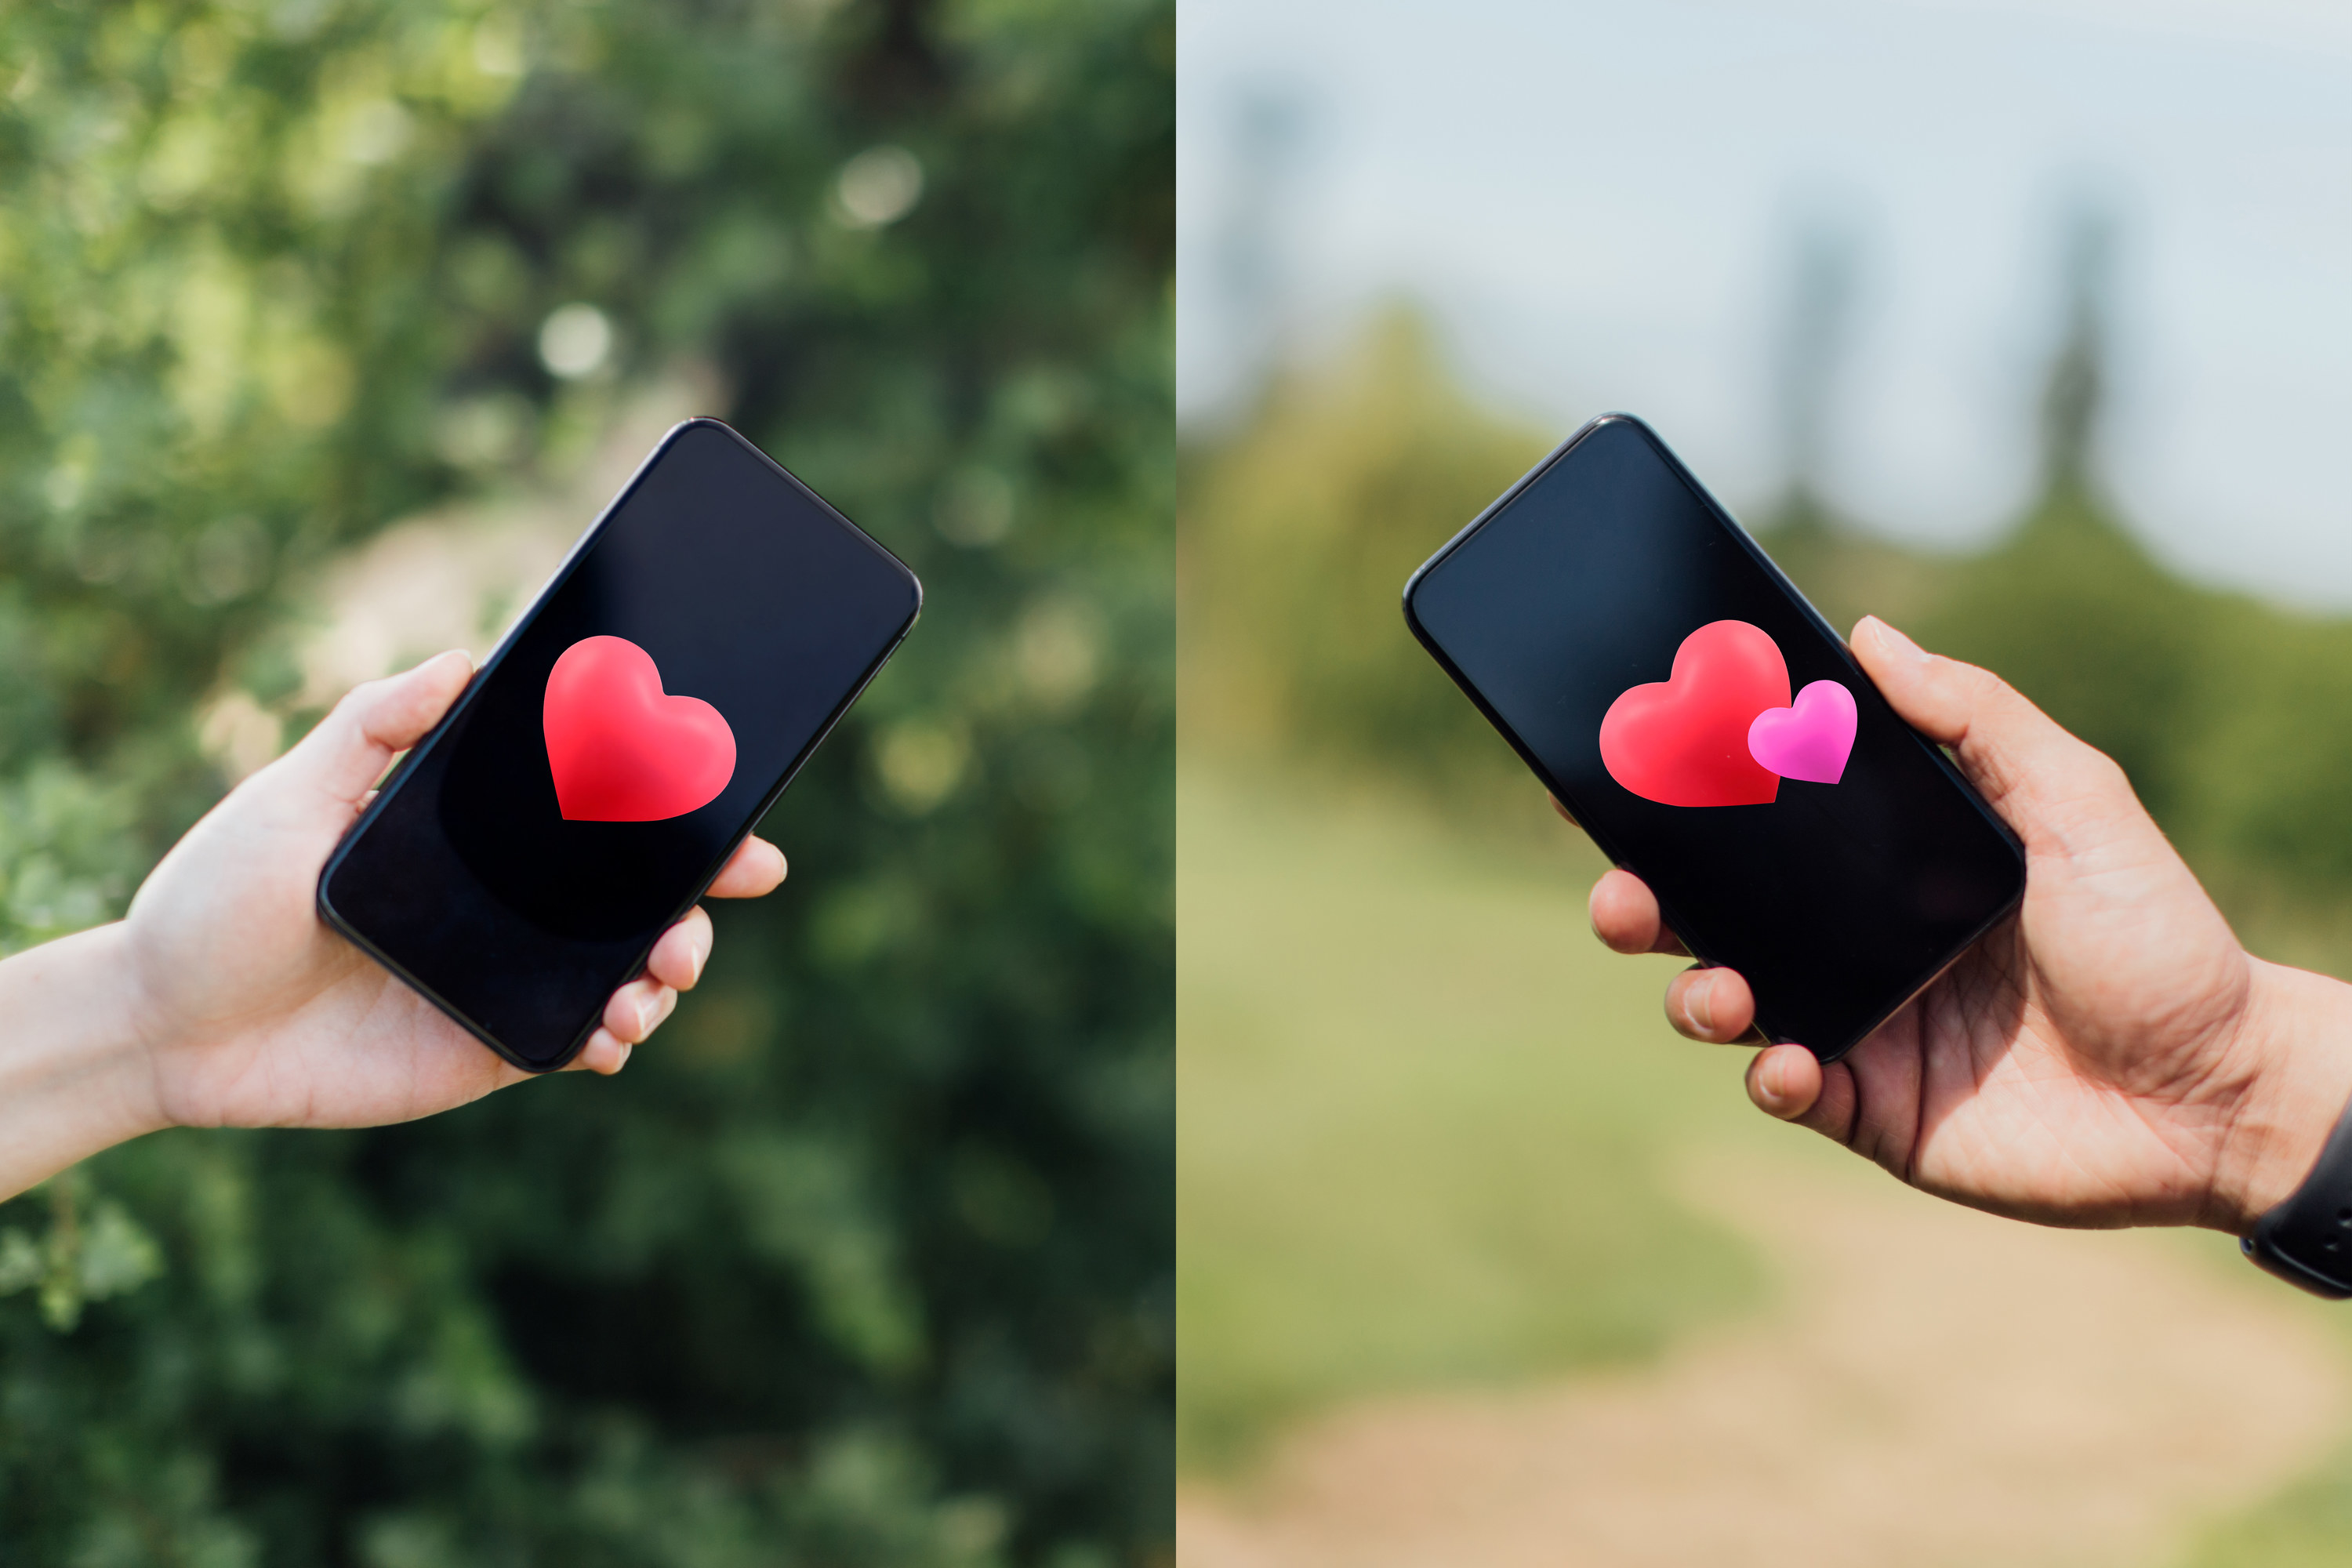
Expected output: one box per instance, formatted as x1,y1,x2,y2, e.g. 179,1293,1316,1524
2243,1091,2352,1299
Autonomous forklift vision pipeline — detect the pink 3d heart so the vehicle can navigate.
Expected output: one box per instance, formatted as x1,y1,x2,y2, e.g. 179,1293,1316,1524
1745,679,1857,786
543,635,737,822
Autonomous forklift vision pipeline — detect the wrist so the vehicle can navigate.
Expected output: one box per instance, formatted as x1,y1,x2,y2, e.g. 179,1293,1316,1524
0,923,170,1200
2205,959,2352,1236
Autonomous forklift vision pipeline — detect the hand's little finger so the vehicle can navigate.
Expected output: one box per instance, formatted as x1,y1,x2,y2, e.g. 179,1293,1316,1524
564,1028,634,1076
647,906,713,991
604,977,677,1045
1666,964,1756,1043
708,835,787,898
1747,1043,1824,1120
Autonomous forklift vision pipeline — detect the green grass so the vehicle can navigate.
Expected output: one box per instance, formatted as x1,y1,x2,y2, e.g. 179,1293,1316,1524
1177,761,1767,1470
1174,759,2352,1566
2186,1466,2352,1568
2180,1342,2352,1565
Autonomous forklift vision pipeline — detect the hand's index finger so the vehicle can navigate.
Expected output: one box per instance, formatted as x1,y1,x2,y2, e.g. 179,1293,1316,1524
1589,867,1691,957
707,835,786,898
1556,796,1692,953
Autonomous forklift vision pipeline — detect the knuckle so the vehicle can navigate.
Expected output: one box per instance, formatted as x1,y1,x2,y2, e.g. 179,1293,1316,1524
1956,658,2005,700
337,674,388,709
2079,746,2137,800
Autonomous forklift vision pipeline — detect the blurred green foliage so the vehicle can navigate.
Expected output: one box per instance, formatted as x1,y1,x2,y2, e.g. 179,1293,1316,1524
1181,307,2352,982
0,0,1170,1561
1904,499,2352,933
1180,309,1552,797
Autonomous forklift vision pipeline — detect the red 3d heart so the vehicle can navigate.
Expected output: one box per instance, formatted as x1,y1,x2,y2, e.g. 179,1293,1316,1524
1599,620,1790,808
543,635,737,822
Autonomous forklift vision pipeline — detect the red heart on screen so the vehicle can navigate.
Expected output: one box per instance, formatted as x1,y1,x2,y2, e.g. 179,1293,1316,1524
543,635,737,822
1599,620,1790,808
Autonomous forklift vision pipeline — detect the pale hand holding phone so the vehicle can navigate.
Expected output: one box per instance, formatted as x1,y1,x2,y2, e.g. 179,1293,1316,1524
0,651,785,1203
1590,615,2352,1236
318,419,919,1070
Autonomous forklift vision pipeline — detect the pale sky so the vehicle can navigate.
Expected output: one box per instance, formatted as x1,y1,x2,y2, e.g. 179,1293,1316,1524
1178,0,2352,607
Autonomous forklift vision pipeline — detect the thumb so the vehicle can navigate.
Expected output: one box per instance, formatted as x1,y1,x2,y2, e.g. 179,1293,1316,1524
279,651,475,804
1849,615,2136,832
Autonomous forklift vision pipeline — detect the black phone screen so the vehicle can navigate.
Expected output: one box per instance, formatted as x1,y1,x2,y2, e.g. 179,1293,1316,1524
320,419,920,1071
1403,415,2022,1060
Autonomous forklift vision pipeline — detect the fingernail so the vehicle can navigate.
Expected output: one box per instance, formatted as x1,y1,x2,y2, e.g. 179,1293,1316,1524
1751,1052,1799,1116
1868,617,1929,665
690,942,707,985
1687,974,1715,1035
635,996,657,1036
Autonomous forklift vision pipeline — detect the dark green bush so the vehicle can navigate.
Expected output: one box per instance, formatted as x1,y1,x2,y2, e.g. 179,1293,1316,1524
0,2,1171,1561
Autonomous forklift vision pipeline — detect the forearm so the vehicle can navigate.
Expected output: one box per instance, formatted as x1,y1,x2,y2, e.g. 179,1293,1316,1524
0,924,166,1200
2205,959,2352,1236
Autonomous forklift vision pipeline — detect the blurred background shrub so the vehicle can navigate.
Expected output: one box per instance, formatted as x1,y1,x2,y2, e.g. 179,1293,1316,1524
1180,241,2352,982
1179,309,1549,792
0,1,1171,1562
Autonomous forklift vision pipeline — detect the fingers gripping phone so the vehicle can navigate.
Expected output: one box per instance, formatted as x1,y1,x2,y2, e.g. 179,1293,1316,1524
320,419,920,1073
1403,414,2024,1062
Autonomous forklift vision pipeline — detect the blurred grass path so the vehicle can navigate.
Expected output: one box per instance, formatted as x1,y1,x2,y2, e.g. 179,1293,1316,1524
1180,1149,2350,1568
1178,761,2352,1566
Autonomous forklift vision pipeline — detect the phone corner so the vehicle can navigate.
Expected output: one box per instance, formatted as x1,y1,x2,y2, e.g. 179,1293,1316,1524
1399,543,1457,645
1999,823,2030,890
313,857,350,932
874,564,921,648
1806,1035,1858,1067
509,1036,586,1076
1399,566,1429,633
1998,851,2029,917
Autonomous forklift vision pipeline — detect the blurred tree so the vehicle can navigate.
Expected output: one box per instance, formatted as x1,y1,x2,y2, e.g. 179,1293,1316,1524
1751,209,1944,642
1769,207,1864,528
1915,201,2212,825
2036,201,2114,500
0,1,1171,1563
1192,84,1308,430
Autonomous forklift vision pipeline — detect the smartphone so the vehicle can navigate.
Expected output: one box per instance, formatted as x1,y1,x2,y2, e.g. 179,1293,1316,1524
1402,414,2023,1062
319,418,920,1073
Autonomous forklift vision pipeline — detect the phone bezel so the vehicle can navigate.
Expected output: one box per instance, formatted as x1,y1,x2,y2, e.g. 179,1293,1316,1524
1400,412,2023,1062
317,416,921,1073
